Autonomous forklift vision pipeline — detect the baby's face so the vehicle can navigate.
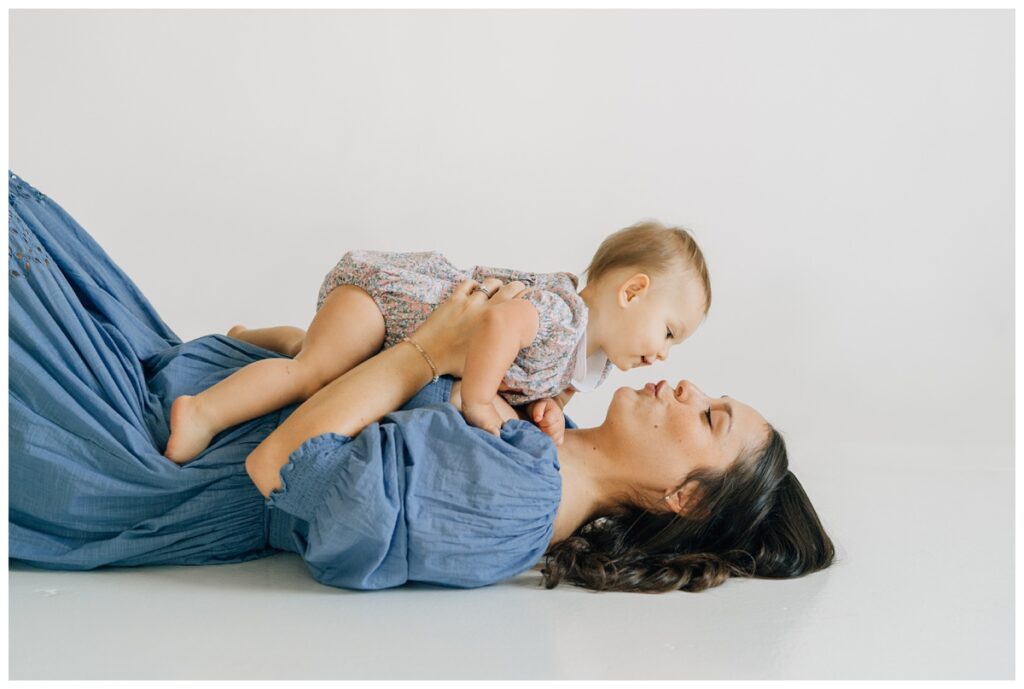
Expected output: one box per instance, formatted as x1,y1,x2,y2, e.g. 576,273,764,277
602,269,707,372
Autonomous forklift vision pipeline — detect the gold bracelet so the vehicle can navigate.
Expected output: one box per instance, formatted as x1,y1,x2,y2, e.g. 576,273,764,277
402,336,439,384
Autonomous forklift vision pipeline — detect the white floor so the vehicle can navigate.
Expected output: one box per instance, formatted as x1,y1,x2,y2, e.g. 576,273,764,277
9,443,1013,680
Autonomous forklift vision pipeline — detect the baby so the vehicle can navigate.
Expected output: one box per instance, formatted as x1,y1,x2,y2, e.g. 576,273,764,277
164,220,712,463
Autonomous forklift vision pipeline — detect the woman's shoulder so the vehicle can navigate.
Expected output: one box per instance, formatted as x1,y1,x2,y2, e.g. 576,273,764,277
267,396,561,590
388,403,562,588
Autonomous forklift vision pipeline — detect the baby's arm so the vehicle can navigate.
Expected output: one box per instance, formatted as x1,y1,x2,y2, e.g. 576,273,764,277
460,300,539,436
448,381,520,425
554,388,575,409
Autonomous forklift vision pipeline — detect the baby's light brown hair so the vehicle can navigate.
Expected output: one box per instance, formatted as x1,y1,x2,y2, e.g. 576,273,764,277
584,220,712,314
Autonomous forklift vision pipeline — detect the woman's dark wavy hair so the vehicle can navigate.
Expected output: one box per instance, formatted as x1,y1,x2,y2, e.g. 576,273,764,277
541,426,835,593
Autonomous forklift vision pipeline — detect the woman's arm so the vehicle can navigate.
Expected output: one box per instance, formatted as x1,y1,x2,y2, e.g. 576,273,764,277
246,278,526,497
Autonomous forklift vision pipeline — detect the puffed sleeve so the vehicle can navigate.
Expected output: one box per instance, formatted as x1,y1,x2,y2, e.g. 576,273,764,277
265,425,410,590
397,406,562,588
266,404,562,591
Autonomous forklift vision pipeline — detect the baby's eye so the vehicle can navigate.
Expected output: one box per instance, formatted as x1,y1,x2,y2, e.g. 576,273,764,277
666,328,673,340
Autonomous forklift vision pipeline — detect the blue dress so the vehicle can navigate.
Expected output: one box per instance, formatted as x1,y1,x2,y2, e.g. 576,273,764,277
8,171,562,589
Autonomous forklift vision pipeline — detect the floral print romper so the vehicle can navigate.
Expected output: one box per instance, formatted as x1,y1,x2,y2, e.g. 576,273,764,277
317,250,613,406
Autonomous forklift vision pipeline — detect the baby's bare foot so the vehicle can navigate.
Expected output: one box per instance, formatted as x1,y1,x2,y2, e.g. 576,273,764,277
164,395,217,464
227,324,247,339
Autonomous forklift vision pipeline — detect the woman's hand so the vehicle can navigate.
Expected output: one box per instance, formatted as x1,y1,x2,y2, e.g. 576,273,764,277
410,277,529,378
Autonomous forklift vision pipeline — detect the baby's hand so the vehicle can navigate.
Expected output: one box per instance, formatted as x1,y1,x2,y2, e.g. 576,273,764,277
462,401,505,438
528,398,565,446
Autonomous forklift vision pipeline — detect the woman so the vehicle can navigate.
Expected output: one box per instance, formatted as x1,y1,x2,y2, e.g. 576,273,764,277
8,171,835,593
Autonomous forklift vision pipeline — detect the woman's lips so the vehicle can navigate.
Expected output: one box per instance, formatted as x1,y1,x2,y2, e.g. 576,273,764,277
644,383,657,396
644,381,667,397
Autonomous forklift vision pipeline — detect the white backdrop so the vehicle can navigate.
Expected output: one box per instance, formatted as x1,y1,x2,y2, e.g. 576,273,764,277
10,9,1013,468
8,9,1015,680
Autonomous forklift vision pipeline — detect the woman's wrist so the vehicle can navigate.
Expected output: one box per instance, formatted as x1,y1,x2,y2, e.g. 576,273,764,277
403,326,454,376
391,343,438,392
402,337,439,383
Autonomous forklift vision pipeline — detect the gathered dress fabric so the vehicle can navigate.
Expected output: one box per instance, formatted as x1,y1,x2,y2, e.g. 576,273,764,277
8,172,561,589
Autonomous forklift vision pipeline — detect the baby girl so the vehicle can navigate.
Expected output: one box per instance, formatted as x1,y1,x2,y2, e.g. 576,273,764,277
164,220,712,463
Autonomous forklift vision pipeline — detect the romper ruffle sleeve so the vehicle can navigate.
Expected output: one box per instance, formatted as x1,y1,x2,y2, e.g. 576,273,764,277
495,274,589,406
496,289,581,405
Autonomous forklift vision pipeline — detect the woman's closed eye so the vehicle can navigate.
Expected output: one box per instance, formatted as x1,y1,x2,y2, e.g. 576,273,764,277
704,406,713,428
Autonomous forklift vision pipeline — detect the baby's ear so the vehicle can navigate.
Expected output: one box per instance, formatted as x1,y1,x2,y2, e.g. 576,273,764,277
619,272,651,306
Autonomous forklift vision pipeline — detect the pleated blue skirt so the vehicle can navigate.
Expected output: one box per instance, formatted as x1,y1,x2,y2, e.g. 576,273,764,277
9,171,285,569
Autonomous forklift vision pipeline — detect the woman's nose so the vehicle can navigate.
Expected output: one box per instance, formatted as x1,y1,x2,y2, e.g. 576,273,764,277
674,380,708,403
674,380,689,400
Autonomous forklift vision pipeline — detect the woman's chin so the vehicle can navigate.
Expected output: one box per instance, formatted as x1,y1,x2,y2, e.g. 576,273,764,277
608,386,640,413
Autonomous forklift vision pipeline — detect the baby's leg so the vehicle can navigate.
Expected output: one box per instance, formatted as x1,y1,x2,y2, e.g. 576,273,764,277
228,325,306,357
164,285,385,463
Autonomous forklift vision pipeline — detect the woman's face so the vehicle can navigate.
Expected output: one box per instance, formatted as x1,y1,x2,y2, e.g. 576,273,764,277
604,379,770,502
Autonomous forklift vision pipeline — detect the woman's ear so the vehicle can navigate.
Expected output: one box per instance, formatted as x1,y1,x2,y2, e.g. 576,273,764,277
617,273,651,307
663,481,709,519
